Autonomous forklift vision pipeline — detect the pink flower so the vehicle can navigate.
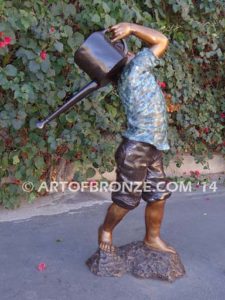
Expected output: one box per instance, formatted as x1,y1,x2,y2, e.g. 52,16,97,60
50,26,55,33
220,112,225,118
195,184,200,188
157,81,167,89
0,41,6,48
37,262,47,271
40,50,47,60
4,36,12,45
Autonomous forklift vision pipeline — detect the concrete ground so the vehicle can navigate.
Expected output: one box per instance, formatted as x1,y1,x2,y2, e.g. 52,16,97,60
0,184,225,300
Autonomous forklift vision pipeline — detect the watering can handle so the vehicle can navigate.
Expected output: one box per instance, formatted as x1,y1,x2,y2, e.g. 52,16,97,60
102,28,128,55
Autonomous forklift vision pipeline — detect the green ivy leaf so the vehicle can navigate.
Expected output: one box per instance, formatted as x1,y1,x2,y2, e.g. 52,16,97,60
54,41,64,53
172,4,180,13
5,64,17,77
57,90,66,99
64,25,73,37
102,2,110,13
104,14,115,27
28,60,40,73
13,155,20,165
34,156,45,169
41,59,50,73
20,18,30,30
63,4,76,18
68,32,84,49
12,119,24,130
16,48,36,60
86,167,96,178
91,14,100,24
66,111,77,123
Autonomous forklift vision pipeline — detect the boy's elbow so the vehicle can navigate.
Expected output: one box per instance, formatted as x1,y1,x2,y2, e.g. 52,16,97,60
159,37,169,55
154,37,169,58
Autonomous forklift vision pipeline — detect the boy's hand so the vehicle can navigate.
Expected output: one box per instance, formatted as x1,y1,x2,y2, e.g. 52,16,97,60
107,22,132,42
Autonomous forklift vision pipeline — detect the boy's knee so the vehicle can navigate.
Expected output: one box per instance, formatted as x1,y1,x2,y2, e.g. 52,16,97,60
111,194,141,210
142,190,172,203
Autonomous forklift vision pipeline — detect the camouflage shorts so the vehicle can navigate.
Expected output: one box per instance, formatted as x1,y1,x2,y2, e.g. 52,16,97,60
111,137,172,210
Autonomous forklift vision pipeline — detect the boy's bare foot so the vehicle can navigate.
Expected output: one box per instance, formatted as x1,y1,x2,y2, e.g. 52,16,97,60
98,225,116,253
144,237,176,254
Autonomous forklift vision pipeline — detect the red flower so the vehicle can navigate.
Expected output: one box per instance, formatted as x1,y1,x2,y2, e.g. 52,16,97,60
75,152,82,159
4,36,12,45
40,50,47,60
190,170,201,177
0,41,6,48
50,26,55,33
157,81,167,89
88,180,97,187
69,181,79,190
220,112,225,118
12,179,22,185
37,262,47,271
203,127,209,134
194,170,200,176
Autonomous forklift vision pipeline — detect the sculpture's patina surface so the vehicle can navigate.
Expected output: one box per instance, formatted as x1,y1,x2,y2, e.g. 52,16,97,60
99,23,175,253
117,47,170,150
87,242,185,282
88,23,185,281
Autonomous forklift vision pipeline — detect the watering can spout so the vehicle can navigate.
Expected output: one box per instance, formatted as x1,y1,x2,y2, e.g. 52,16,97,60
36,80,99,129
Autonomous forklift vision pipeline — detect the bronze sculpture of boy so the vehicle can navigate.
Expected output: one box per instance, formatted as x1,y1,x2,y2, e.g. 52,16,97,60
98,22,176,254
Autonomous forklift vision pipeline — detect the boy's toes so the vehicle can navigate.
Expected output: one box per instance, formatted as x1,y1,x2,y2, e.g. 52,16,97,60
99,242,106,251
106,244,111,252
168,245,177,254
110,244,116,252
99,242,116,253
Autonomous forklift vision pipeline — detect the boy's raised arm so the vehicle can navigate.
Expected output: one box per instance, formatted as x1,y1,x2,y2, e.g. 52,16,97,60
108,22,169,58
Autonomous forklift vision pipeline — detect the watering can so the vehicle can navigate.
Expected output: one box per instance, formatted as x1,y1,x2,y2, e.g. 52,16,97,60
36,28,128,129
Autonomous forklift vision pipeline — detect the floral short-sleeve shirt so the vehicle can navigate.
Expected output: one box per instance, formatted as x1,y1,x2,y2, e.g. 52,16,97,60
117,47,170,151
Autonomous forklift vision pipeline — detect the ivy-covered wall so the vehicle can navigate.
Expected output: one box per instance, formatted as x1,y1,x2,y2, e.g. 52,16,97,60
0,0,224,207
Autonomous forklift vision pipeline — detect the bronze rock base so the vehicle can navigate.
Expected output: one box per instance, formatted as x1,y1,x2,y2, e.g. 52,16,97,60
86,241,185,282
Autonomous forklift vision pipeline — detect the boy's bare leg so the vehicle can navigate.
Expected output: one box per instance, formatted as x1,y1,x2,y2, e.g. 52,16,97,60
144,200,176,254
98,203,130,252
